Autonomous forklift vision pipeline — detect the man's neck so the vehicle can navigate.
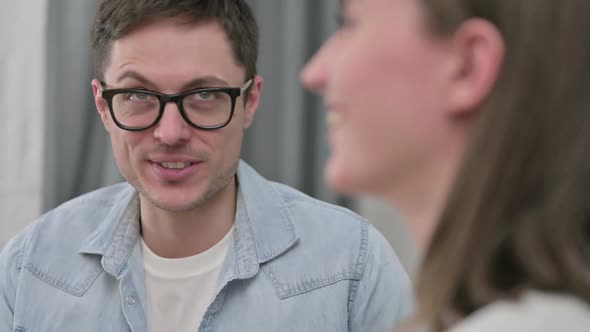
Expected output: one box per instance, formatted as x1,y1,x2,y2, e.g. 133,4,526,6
139,178,238,259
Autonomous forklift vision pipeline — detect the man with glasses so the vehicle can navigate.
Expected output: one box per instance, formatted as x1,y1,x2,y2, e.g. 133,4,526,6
0,1,412,331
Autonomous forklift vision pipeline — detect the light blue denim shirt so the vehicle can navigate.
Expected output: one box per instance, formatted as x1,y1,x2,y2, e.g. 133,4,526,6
0,161,413,332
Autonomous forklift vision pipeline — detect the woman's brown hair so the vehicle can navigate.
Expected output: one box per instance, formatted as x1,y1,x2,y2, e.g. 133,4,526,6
416,1,590,330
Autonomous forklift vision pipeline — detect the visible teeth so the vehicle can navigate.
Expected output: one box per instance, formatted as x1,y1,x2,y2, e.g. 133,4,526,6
326,112,343,127
159,162,190,169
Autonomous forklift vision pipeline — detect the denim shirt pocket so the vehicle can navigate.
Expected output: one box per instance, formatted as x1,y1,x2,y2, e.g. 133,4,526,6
23,254,103,297
262,264,362,299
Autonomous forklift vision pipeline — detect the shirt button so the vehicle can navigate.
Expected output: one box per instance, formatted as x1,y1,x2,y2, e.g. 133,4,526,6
126,296,136,305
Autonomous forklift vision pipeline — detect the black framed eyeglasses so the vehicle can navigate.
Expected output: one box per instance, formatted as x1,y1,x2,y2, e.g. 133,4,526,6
100,79,253,131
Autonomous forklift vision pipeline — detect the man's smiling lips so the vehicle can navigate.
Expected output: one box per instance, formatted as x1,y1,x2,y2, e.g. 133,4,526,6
148,156,204,182
156,161,193,169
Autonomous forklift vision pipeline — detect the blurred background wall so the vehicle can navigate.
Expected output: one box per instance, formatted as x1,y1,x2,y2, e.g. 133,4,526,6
0,0,419,274
0,1,46,247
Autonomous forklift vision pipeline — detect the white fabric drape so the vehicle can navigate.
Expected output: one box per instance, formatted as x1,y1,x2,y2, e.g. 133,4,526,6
0,1,47,246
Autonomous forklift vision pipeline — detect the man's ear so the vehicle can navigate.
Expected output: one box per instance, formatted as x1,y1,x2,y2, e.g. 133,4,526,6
243,75,263,129
446,18,505,116
91,79,112,132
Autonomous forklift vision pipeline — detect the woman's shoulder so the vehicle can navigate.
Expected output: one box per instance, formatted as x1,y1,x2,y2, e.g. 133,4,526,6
448,291,590,332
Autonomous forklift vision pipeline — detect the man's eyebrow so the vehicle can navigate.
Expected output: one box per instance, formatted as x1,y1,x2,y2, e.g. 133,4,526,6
114,71,230,91
115,71,154,87
179,76,230,91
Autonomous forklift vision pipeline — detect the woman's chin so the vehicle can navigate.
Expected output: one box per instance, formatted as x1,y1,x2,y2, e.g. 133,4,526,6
325,157,363,195
325,154,392,198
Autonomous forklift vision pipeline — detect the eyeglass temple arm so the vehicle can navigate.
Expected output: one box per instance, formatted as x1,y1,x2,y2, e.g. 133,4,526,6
241,78,254,94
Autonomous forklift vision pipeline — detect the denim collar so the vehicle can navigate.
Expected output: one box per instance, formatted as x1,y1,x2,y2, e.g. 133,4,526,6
78,160,299,279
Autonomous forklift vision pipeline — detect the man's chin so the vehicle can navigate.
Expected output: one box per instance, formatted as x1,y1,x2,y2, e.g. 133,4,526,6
146,197,204,213
135,183,206,213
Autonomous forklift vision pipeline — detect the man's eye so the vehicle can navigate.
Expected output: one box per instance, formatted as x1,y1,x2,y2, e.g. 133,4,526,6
186,91,217,101
128,92,152,101
196,91,213,100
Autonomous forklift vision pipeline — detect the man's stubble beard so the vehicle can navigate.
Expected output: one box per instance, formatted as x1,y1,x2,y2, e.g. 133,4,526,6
124,158,240,214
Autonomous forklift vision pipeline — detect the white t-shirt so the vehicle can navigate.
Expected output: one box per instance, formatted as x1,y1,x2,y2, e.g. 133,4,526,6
141,227,233,332
449,291,590,332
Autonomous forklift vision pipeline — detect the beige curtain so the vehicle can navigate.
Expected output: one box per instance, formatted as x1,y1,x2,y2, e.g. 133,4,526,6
0,1,47,247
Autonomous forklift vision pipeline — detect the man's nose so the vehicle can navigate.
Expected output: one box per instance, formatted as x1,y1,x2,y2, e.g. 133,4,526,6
153,102,192,145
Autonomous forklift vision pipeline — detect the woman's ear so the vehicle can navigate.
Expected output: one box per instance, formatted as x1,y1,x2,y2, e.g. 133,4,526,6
446,18,505,115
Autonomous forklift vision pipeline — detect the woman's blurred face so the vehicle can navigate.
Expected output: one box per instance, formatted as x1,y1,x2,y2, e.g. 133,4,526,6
301,0,455,196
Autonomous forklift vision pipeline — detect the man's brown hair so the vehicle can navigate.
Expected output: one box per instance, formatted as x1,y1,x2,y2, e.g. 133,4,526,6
92,0,259,81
